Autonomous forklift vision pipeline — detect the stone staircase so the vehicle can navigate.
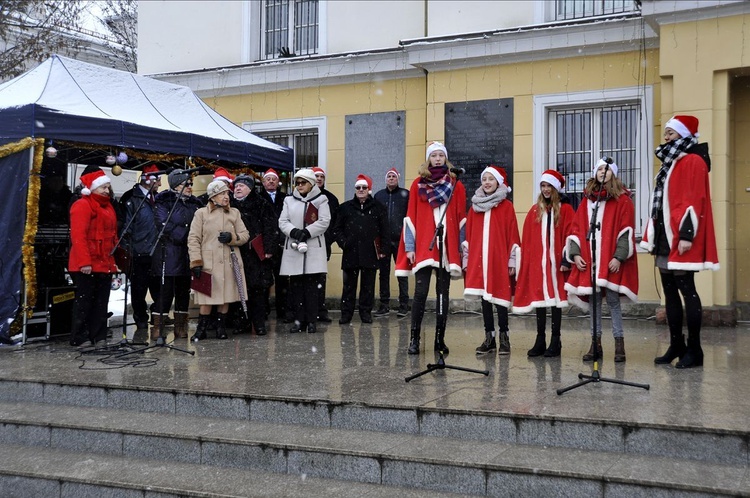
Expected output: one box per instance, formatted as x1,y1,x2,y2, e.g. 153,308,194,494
0,379,747,497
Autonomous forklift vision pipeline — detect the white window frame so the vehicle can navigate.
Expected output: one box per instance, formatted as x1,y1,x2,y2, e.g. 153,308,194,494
542,0,639,22
243,117,327,173
533,86,654,238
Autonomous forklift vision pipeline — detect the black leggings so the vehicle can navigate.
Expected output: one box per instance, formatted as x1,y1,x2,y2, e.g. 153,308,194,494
660,270,702,336
482,298,509,334
411,267,450,332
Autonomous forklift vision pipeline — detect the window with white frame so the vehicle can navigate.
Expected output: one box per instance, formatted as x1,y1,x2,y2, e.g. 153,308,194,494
550,0,639,21
534,87,653,237
262,0,319,60
260,131,319,171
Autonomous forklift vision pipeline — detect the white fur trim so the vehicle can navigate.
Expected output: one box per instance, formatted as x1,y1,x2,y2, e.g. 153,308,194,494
665,117,693,138
617,226,634,260
81,187,91,196
540,172,562,192
640,218,655,252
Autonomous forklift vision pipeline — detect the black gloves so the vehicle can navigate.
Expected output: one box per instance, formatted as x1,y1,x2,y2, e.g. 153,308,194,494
218,231,232,244
300,229,311,242
192,266,202,278
290,228,311,242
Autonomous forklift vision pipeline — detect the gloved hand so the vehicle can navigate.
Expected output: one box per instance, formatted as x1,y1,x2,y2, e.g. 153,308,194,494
298,228,311,242
192,266,202,278
290,228,304,241
218,231,232,244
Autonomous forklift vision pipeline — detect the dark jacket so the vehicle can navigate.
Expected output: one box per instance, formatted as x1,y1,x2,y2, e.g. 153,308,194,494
259,188,287,256
373,185,409,254
232,192,278,289
333,195,389,270
151,189,203,276
319,186,339,259
120,184,158,256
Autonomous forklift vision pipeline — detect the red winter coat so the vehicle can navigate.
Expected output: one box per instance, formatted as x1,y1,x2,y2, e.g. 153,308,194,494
463,199,520,307
68,193,118,273
640,152,719,271
513,202,575,313
564,193,638,311
395,177,466,279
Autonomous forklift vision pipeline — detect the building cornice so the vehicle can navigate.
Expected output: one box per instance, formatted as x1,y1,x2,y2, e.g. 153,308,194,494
640,0,750,31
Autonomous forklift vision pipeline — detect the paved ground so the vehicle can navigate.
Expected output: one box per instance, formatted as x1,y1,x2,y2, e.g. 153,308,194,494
3,305,749,435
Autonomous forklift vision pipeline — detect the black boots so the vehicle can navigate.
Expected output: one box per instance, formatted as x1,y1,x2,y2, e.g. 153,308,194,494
544,335,561,357
476,331,497,355
582,336,603,362
408,327,420,355
216,313,229,339
527,332,546,357
434,328,449,355
191,314,210,342
654,330,687,365
676,333,703,369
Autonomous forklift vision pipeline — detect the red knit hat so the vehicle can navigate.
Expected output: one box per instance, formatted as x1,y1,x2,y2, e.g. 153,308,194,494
540,169,565,192
263,168,279,179
354,174,373,193
80,165,111,196
665,115,699,138
481,165,511,192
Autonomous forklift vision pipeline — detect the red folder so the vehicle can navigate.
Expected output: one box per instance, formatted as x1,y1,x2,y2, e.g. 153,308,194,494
250,234,268,261
304,203,319,225
374,236,384,259
190,270,212,296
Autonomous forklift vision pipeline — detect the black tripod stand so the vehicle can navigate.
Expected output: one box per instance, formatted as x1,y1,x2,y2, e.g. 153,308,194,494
116,176,196,358
557,159,649,395
406,173,489,382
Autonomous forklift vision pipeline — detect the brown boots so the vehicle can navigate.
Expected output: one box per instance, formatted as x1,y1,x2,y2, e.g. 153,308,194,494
173,312,189,339
582,336,626,362
582,336,603,361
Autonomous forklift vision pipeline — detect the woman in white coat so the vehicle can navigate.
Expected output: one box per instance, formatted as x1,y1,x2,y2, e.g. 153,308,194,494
279,168,331,334
188,180,250,341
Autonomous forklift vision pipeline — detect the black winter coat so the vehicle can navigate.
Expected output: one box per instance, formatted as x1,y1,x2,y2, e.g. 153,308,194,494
232,192,278,289
373,186,409,254
333,195,389,270
120,185,159,256
151,190,203,276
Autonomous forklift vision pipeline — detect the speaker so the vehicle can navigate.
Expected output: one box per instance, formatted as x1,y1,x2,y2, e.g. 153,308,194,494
22,286,76,343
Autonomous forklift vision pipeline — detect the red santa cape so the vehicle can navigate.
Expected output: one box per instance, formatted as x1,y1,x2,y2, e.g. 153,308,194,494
462,199,520,307
395,177,466,279
640,153,719,271
564,194,638,311
513,202,575,313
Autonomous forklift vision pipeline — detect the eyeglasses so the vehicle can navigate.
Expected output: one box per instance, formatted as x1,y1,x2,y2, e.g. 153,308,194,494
184,182,193,187
354,186,368,191
295,180,308,186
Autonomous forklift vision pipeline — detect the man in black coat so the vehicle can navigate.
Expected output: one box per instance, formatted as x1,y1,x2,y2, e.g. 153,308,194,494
312,167,339,322
259,168,290,322
373,167,410,318
333,175,389,324
232,174,278,336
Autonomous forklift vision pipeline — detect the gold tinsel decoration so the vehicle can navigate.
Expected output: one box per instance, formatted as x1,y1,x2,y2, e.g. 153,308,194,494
21,140,45,319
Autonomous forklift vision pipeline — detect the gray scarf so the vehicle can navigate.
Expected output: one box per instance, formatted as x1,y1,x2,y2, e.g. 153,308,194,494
471,185,508,213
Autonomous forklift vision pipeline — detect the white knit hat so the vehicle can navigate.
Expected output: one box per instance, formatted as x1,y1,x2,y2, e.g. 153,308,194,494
425,141,448,161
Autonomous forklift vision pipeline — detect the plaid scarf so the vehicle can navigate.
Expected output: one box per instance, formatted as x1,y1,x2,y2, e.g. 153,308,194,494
651,136,697,219
418,173,454,208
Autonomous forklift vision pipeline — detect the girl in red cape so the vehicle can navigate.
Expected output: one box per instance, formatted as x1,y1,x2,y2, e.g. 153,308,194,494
565,158,638,363
395,142,466,355
463,165,520,356
514,170,575,358
641,115,718,369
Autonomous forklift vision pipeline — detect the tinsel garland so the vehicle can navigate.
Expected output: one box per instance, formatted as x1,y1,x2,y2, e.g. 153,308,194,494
21,140,45,318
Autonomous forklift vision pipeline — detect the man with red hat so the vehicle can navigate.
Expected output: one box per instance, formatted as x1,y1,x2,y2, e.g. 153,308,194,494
197,167,235,206
312,167,339,323
259,168,291,322
119,163,163,333
373,167,410,317
332,174,388,324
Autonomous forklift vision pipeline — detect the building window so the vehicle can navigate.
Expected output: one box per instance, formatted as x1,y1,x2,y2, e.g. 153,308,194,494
260,131,319,171
552,0,639,21
262,0,318,60
534,87,653,237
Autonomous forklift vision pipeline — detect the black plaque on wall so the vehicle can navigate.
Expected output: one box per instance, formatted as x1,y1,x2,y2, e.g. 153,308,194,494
444,98,514,208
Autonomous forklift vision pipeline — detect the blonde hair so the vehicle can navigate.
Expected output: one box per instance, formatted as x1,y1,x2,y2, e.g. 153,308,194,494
535,188,562,225
417,159,456,180
584,175,627,198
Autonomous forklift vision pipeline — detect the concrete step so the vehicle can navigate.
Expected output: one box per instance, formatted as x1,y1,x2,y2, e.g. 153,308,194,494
0,444,463,497
0,378,747,467
0,400,747,496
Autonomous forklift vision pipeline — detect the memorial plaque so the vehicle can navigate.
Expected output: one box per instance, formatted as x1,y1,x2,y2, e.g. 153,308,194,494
345,111,405,199
445,99,514,208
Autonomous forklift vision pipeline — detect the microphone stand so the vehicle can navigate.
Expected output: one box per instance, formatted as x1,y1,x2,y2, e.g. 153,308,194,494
406,169,489,382
116,183,195,358
557,161,648,395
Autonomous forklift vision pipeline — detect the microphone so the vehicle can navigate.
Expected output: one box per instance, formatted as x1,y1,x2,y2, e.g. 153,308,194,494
450,167,466,175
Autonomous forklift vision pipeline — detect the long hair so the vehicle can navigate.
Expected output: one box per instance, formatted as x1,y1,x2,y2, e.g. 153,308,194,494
584,175,627,199
417,159,456,180
535,188,562,225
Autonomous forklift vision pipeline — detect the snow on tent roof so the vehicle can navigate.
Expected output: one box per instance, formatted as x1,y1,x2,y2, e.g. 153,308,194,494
0,55,293,170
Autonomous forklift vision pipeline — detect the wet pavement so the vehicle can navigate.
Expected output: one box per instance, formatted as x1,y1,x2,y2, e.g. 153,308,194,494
2,308,749,434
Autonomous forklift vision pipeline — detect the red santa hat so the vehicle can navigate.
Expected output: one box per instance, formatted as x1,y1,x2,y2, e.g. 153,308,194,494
141,163,160,179
540,169,565,192
593,157,618,177
213,167,234,184
263,168,279,179
425,141,448,160
385,167,400,180
312,167,326,177
482,165,511,192
354,174,373,193
80,165,111,196
665,115,700,138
